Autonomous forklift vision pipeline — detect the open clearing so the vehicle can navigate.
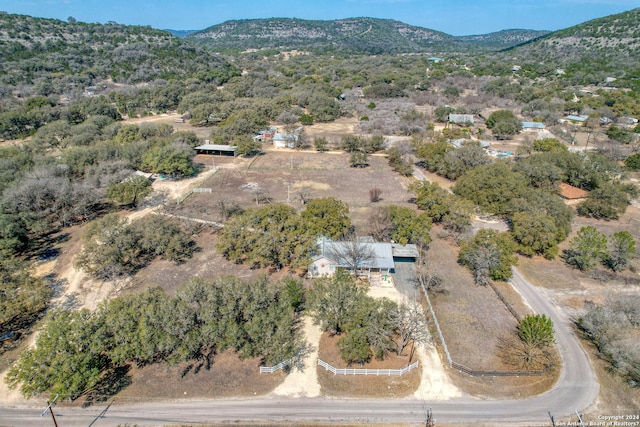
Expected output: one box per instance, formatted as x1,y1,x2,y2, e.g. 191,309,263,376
181,149,415,232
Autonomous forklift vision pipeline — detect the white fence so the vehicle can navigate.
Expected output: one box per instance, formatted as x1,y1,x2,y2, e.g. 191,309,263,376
318,359,418,376
259,358,293,373
192,187,212,193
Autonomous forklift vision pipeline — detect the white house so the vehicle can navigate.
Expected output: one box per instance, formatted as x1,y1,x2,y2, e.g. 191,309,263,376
272,132,299,148
522,121,546,131
308,237,417,279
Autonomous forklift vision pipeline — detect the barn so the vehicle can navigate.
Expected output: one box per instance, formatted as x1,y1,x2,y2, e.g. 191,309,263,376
194,144,237,156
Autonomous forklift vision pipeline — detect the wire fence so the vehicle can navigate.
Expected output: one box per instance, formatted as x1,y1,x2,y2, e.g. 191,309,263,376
451,361,547,377
318,359,419,376
419,276,452,366
487,281,521,321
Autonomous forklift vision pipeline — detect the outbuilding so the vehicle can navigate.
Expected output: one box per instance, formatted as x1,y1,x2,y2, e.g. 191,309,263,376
522,122,546,131
194,144,237,156
559,183,588,205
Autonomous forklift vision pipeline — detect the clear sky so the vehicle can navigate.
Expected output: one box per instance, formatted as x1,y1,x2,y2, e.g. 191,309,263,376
1,0,639,36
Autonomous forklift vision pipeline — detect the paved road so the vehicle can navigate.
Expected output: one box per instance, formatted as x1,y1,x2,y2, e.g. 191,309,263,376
0,269,599,426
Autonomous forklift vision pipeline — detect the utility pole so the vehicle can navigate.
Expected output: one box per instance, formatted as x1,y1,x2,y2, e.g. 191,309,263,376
425,407,436,427
41,394,59,427
575,409,585,427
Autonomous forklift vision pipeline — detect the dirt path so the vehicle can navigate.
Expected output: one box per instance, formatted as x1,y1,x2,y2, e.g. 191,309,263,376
271,317,322,398
368,284,462,400
271,283,461,400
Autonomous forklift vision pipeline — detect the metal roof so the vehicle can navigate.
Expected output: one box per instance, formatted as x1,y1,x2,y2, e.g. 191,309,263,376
522,121,545,129
317,237,395,270
391,244,419,259
194,144,237,151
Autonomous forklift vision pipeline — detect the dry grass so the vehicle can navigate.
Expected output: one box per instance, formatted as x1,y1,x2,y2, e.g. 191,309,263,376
427,230,519,369
179,150,415,233
129,231,299,296
111,350,284,402
425,226,560,397
446,364,560,400
316,333,421,398
508,204,640,414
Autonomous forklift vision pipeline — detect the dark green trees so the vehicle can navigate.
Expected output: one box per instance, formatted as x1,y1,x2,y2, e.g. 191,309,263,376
6,277,304,398
75,214,195,280
458,229,518,284
563,226,608,271
106,175,152,207
486,110,521,139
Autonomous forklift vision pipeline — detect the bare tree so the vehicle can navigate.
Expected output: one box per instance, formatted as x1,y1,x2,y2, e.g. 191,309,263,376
214,196,241,221
327,239,375,275
460,243,501,286
392,302,430,356
369,187,383,203
295,186,313,206
241,182,269,205
368,207,392,241
416,262,444,292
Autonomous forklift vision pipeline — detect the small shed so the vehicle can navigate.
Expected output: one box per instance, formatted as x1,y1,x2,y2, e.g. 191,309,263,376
559,183,588,205
522,122,545,131
273,133,299,148
194,144,237,156
449,114,474,125
391,243,419,262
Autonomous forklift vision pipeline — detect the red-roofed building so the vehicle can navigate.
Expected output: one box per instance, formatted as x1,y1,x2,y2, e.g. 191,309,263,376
559,183,588,205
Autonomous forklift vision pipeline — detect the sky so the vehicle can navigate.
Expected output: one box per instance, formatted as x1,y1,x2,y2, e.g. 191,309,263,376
1,0,639,36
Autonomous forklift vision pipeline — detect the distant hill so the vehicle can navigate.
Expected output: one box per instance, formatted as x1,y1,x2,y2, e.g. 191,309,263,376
164,29,199,38
0,14,238,94
188,17,547,54
458,29,550,51
507,8,640,73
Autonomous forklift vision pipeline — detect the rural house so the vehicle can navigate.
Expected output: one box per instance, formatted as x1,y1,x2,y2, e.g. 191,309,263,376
272,132,299,148
308,237,418,282
522,121,546,131
450,139,490,149
561,115,589,125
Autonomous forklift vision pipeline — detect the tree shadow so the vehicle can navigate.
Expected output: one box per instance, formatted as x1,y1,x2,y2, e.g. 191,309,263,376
26,231,69,262
82,365,132,406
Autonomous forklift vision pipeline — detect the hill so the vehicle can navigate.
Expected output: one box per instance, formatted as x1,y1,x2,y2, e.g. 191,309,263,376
507,8,640,78
165,29,199,38
188,17,547,54
458,29,549,51
0,14,238,101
